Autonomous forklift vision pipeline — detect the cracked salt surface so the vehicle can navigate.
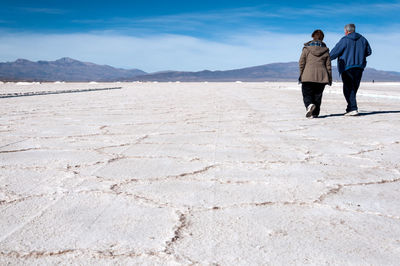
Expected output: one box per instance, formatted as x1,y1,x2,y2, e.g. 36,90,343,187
1,82,400,264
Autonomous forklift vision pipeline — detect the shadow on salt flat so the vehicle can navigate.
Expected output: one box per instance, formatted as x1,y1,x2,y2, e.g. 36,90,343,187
318,110,400,118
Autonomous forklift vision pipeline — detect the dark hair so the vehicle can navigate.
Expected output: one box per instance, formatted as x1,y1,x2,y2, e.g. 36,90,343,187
312,29,324,41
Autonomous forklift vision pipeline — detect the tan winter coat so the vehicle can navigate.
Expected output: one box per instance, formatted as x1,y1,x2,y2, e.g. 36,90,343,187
299,41,332,85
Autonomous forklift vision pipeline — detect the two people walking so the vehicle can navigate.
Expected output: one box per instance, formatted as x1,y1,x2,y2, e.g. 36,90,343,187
299,24,372,118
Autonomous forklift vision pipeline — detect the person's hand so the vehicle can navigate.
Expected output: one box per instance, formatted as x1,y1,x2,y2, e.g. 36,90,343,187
298,76,302,84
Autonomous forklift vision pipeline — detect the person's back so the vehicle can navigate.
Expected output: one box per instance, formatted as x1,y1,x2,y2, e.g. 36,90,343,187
330,31,372,74
299,29,332,118
300,41,331,84
330,24,372,116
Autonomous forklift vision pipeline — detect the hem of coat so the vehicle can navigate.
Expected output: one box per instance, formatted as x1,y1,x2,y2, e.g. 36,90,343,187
344,65,365,71
300,80,329,84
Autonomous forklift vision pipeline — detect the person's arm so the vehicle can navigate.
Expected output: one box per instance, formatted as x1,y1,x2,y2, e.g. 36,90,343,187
326,53,332,86
299,48,307,77
330,38,345,60
366,39,372,57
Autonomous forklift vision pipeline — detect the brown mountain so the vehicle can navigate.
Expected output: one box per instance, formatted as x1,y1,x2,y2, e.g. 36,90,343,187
1,58,399,82
133,62,400,82
0,57,146,82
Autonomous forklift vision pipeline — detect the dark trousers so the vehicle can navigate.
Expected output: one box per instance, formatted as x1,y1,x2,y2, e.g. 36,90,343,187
302,82,325,116
341,68,363,112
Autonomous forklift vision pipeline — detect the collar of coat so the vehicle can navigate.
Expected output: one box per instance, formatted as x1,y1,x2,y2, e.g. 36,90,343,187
304,41,327,47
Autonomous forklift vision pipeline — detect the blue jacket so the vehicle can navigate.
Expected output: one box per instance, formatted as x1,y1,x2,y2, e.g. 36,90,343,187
330,32,372,74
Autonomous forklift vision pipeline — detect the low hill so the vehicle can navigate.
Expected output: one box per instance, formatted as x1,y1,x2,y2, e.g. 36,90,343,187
1,59,399,82
0,58,146,82
133,62,400,82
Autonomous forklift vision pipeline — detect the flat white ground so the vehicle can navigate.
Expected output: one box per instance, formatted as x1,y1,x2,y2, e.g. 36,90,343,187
0,82,400,265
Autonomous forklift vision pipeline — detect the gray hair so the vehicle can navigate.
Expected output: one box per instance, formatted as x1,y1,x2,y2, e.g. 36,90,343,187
345,24,356,33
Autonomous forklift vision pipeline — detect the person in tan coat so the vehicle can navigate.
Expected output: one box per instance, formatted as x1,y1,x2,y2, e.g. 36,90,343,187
299,29,332,118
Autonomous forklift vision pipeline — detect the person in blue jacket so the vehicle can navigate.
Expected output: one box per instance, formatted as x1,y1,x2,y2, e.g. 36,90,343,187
330,24,372,116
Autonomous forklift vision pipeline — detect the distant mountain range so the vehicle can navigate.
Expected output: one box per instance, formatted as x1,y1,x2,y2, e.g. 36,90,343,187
134,63,400,82
0,58,146,82
1,58,400,82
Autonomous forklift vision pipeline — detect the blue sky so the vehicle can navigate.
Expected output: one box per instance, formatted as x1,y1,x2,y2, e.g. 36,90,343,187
1,0,400,72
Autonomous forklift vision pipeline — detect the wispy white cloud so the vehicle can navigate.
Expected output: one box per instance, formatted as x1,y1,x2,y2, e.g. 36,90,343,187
133,6,282,24
70,5,283,35
266,2,400,18
68,2,400,35
18,7,66,14
0,31,304,72
0,31,398,72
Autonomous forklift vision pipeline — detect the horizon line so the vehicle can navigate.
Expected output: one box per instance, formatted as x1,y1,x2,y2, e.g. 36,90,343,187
2,57,399,74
